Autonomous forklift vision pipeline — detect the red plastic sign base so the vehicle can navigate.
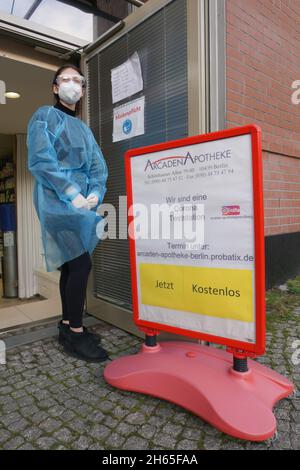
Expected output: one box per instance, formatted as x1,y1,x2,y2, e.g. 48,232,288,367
104,341,294,441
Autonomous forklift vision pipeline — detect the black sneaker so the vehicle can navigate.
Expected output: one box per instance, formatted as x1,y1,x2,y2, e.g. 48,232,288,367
58,321,101,345
58,321,69,346
62,329,109,363
82,326,102,344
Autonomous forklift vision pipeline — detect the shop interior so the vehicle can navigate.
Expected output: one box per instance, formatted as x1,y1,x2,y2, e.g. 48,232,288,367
0,54,65,331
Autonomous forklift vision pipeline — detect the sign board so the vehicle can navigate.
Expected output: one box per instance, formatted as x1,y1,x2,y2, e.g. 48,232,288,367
111,52,143,104
125,125,265,356
113,96,145,142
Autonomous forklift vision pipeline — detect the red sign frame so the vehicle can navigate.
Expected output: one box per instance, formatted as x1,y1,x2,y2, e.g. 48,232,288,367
125,125,265,356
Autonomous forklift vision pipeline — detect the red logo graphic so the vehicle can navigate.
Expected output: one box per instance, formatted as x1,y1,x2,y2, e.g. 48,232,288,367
222,205,240,216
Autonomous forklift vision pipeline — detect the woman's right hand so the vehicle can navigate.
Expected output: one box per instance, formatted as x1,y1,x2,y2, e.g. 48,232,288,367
71,193,90,210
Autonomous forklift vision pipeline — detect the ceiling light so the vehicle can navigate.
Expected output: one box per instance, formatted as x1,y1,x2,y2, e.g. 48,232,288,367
4,92,20,99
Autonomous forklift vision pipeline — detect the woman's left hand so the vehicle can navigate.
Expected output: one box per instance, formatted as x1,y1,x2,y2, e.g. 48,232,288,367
86,192,99,209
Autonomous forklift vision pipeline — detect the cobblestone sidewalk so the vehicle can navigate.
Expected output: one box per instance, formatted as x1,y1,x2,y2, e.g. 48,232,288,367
0,306,299,450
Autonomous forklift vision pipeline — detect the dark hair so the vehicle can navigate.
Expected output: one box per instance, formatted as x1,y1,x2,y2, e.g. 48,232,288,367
52,63,86,116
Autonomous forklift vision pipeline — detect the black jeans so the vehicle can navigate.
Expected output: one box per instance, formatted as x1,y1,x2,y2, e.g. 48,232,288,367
59,252,92,328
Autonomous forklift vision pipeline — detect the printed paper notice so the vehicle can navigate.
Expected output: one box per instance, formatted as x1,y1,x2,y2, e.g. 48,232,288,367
111,52,143,104
113,96,145,142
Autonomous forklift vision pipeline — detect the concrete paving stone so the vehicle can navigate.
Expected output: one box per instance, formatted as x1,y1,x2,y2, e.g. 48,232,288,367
30,410,51,425
0,395,14,406
52,427,77,444
1,401,19,413
97,400,115,413
83,393,104,406
7,417,31,433
22,426,43,441
17,396,35,407
203,436,224,450
123,436,150,450
119,396,141,409
9,377,30,388
48,384,67,394
0,411,22,427
38,398,59,410
291,435,300,450
221,442,247,450
59,410,77,422
137,424,157,440
46,404,67,418
155,405,177,418
176,439,199,450
85,409,105,424
139,403,158,416
104,415,119,429
77,376,98,386
77,383,98,393
93,387,110,400
89,424,111,441
104,433,126,449
271,435,292,450
245,441,270,450
64,378,80,388
0,429,12,445
152,432,178,450
171,411,189,425
62,391,80,409
72,435,93,450
181,427,203,441
291,411,300,424
88,443,106,450
36,437,57,450
116,422,136,437
291,423,300,435
38,417,62,433
111,405,131,420
58,396,78,407
11,389,27,399
277,420,291,432
18,443,38,450
74,404,94,418
147,415,167,428
0,386,14,395
107,390,126,403
19,405,40,418
162,423,183,438
125,412,148,426
67,417,89,434
2,436,25,450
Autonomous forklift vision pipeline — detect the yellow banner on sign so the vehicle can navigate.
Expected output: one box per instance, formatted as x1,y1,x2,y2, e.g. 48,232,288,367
139,263,254,323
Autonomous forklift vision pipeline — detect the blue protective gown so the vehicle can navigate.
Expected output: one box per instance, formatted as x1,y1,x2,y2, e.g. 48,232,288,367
27,105,108,272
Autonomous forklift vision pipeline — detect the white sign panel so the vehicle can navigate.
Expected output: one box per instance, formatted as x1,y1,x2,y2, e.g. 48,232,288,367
130,134,256,345
113,96,145,142
111,52,143,104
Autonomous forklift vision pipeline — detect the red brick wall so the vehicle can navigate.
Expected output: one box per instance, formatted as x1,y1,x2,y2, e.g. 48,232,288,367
226,0,300,236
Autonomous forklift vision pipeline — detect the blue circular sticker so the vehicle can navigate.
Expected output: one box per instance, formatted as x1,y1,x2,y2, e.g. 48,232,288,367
123,119,132,135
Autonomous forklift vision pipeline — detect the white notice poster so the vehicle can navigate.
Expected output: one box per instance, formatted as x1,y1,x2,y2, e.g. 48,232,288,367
111,52,143,104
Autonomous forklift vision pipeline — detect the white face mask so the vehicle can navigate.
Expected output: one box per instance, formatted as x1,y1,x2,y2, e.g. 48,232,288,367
58,81,82,105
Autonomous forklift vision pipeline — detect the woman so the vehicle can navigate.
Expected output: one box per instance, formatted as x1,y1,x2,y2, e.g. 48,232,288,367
27,64,108,363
